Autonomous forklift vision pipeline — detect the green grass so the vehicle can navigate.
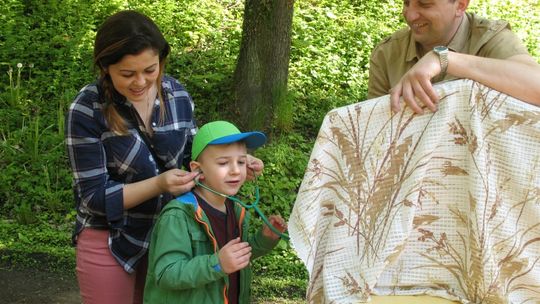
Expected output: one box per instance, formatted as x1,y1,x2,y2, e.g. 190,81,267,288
0,220,74,272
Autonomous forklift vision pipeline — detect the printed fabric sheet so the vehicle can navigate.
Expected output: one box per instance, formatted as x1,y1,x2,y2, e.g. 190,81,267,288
289,79,540,303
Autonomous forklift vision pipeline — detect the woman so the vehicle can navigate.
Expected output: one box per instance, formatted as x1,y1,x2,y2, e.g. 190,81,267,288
65,10,261,304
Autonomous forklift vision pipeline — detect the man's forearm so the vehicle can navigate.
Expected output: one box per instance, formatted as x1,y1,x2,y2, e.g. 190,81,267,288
448,52,540,106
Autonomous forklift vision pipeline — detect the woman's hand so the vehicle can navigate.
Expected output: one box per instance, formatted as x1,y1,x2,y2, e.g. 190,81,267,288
246,154,264,181
123,169,197,209
157,169,198,196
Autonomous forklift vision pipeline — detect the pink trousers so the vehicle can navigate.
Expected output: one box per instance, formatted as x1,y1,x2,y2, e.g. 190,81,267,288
76,228,147,304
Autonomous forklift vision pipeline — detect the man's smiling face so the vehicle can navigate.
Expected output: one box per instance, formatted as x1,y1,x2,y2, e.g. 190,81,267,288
402,0,467,52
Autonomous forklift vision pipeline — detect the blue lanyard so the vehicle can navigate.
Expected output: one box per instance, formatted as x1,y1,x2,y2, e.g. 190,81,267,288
194,177,289,241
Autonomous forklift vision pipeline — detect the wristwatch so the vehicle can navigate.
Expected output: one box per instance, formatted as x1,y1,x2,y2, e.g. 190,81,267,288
433,46,449,76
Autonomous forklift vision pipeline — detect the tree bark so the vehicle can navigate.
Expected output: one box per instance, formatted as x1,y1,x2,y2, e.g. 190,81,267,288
233,0,295,135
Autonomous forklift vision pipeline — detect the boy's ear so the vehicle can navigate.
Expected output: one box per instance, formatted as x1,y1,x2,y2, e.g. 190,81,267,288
189,161,200,173
190,161,205,180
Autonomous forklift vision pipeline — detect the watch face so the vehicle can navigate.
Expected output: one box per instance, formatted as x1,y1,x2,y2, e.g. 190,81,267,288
434,46,448,53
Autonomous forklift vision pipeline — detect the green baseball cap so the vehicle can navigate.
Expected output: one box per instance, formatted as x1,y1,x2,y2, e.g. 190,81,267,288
191,121,266,160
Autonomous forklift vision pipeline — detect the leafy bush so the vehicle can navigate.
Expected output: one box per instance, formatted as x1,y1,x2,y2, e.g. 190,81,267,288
289,0,403,130
248,133,312,217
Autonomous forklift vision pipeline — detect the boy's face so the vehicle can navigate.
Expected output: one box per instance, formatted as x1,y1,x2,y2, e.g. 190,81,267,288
191,142,248,199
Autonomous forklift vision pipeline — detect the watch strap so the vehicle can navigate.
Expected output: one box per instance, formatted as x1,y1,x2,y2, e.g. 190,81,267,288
433,46,449,76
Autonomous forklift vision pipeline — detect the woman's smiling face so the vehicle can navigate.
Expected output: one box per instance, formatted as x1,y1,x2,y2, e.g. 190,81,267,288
107,48,160,102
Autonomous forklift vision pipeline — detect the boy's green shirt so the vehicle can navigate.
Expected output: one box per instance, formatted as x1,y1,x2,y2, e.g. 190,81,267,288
143,192,279,304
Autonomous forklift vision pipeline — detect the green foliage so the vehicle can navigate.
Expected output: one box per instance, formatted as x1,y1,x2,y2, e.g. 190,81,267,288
255,134,311,217
0,0,539,301
0,220,74,272
0,108,72,224
251,241,308,301
154,0,245,125
289,0,403,130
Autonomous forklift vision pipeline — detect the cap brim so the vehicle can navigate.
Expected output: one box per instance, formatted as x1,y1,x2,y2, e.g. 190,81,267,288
209,131,266,149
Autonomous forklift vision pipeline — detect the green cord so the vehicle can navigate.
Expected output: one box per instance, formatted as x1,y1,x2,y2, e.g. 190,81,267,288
193,177,289,241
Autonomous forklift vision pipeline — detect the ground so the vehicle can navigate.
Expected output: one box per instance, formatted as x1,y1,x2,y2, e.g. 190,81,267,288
0,265,80,304
0,254,304,304
0,265,303,304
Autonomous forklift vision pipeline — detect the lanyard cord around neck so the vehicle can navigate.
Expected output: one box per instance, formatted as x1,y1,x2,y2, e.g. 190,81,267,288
194,177,289,241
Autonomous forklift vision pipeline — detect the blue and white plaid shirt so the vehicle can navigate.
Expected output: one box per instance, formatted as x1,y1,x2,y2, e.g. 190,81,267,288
65,75,197,273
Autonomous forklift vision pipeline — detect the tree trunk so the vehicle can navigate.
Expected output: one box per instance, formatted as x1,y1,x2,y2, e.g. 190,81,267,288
233,0,295,136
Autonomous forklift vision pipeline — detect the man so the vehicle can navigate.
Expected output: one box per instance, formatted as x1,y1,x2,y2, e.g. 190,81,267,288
367,0,540,113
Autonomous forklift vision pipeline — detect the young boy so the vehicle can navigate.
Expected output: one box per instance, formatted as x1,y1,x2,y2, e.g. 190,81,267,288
144,120,287,304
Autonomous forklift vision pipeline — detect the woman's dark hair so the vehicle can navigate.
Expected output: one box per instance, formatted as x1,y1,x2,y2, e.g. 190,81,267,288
94,10,170,134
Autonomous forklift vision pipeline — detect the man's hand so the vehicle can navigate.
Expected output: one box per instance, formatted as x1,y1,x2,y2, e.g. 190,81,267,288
218,238,252,274
390,51,442,114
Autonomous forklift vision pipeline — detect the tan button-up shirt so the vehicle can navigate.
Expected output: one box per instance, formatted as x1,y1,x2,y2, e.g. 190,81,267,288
367,13,530,99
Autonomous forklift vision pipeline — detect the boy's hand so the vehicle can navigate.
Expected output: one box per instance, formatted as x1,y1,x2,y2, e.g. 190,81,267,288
218,238,252,274
262,215,287,240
